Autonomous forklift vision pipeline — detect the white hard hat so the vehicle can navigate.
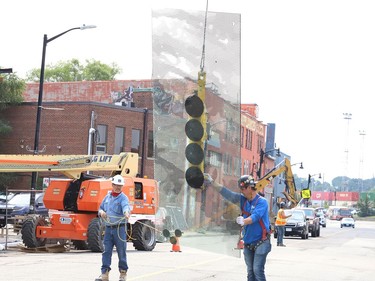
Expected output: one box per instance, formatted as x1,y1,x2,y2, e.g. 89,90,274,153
111,175,125,186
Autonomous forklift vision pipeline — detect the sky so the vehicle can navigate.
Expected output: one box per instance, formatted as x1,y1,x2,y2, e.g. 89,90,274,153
2,0,375,184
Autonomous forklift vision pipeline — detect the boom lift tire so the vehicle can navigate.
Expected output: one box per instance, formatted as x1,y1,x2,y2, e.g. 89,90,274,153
131,220,156,251
21,216,47,248
87,217,104,252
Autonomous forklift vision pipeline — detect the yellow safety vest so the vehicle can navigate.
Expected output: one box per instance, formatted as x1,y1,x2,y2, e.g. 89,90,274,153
301,189,311,199
275,209,287,226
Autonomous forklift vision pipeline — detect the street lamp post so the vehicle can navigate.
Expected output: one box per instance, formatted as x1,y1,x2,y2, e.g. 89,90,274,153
303,173,320,207
257,148,280,179
291,162,304,169
308,173,321,192
30,25,96,210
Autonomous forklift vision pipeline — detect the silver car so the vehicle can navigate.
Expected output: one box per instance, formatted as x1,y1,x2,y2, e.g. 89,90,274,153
340,217,355,228
316,211,327,227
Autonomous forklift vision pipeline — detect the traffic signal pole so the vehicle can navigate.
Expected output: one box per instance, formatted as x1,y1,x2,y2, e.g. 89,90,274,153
184,72,207,189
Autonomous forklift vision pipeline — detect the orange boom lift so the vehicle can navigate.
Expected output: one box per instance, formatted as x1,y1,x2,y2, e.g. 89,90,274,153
0,152,159,251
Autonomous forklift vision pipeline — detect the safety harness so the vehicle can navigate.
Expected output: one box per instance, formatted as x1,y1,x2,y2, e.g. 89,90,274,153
242,195,270,251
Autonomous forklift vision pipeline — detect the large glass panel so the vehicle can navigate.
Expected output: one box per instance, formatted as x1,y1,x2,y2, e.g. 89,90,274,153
152,9,241,257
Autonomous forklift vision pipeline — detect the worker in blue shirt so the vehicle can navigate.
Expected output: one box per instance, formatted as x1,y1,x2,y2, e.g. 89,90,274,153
96,174,131,281
204,174,271,281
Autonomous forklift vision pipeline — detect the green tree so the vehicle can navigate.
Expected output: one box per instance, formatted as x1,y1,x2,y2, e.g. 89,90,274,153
0,71,25,192
83,59,121,81
26,59,122,82
0,72,25,133
357,193,375,217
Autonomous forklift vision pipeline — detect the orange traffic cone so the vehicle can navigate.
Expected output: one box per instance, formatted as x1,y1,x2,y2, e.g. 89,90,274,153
170,236,181,252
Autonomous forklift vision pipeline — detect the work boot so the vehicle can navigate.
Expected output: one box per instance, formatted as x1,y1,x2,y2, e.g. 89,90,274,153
95,270,109,281
119,269,127,281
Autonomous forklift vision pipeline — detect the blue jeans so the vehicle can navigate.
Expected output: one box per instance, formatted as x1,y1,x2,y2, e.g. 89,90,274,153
244,238,271,281
276,225,285,245
101,225,128,274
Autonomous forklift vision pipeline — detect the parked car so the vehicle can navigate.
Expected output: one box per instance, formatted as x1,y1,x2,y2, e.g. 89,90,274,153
315,207,327,217
315,210,327,228
274,209,309,240
0,192,15,203
296,207,321,237
340,217,355,228
0,193,48,228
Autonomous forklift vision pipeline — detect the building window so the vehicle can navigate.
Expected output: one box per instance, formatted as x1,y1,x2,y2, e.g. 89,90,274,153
131,129,141,154
114,127,125,154
240,126,244,147
208,150,222,167
223,153,233,175
245,129,252,150
96,124,107,154
225,119,231,142
249,130,253,150
234,157,241,177
147,130,154,158
243,159,251,175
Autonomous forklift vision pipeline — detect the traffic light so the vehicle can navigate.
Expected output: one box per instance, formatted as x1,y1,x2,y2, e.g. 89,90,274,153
184,72,207,189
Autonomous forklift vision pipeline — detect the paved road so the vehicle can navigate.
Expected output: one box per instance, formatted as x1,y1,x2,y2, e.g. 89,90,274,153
1,219,374,281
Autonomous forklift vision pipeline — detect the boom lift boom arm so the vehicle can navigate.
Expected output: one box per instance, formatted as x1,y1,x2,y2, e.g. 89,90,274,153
255,158,299,208
0,152,139,179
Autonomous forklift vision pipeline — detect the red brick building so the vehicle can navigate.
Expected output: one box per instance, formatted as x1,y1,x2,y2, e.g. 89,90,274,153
0,80,158,188
240,104,273,179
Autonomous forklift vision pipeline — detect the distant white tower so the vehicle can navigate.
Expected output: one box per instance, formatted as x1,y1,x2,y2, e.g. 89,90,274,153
359,130,366,192
343,113,352,191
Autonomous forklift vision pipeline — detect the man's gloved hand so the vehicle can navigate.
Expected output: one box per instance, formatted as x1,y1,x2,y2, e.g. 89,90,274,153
236,216,245,226
203,173,213,185
124,211,130,220
99,210,107,219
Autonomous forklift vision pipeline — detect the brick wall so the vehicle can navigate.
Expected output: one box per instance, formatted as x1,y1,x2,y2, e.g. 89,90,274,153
0,102,154,188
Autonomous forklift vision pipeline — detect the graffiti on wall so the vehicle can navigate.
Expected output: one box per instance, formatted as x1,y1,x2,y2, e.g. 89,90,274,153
110,86,134,106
